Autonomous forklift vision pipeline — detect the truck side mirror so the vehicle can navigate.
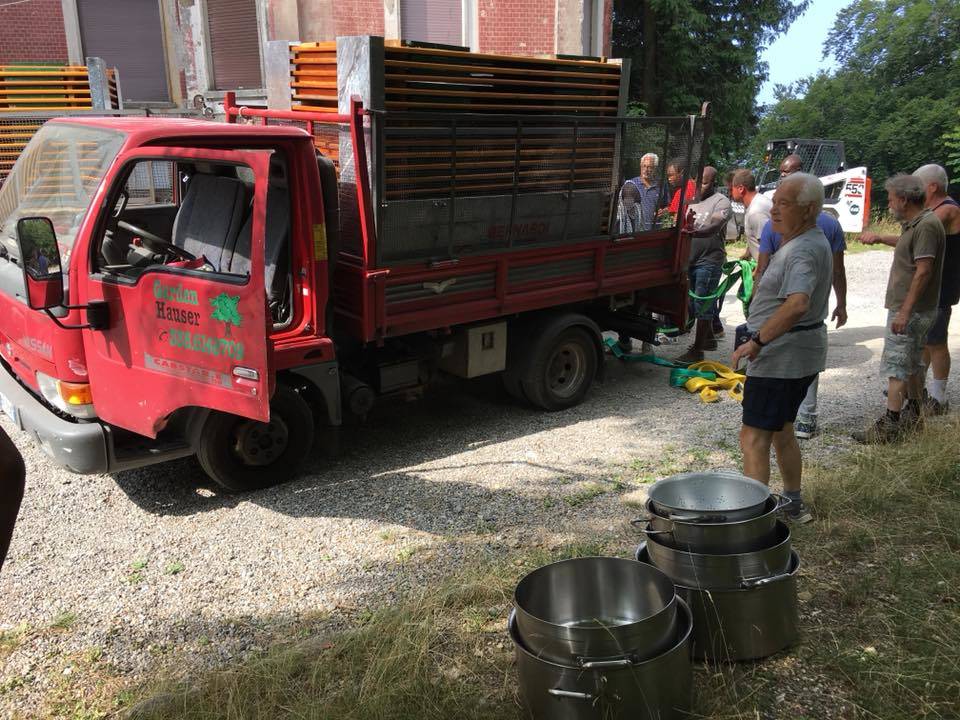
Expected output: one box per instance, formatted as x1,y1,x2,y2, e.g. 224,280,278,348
16,217,64,310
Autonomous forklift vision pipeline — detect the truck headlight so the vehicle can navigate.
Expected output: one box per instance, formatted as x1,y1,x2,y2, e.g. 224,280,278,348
35,372,97,419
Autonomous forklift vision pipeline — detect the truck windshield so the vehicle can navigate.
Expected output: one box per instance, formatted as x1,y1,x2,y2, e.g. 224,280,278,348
0,123,124,263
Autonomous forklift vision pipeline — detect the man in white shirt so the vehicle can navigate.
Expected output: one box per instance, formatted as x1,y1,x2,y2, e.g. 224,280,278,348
731,169,773,261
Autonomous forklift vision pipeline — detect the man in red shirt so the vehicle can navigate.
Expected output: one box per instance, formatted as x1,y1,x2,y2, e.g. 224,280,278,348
661,159,696,221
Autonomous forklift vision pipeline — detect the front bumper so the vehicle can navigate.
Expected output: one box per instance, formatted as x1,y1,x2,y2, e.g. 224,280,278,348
0,362,192,474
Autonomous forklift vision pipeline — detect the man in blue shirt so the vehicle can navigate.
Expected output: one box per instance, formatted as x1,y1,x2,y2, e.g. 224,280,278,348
756,209,848,439
617,153,667,351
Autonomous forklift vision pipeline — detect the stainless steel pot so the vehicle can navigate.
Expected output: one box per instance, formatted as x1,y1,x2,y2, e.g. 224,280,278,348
637,543,799,662
510,599,693,720
634,495,787,554
643,521,792,589
513,557,678,665
647,471,771,522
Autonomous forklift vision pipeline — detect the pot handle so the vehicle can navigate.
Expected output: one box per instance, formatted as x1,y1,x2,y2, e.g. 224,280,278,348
668,512,728,523
630,517,674,535
578,656,634,669
740,572,791,589
548,689,594,701
771,493,790,511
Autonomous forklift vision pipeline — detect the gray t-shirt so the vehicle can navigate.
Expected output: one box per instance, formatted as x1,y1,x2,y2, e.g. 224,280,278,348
744,193,773,259
688,192,732,268
746,226,833,378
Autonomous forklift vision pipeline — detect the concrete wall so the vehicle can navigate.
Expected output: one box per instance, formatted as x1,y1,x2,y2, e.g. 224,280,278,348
0,0,68,64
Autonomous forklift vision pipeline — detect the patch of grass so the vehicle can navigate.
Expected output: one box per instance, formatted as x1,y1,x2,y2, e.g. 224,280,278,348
0,622,30,661
377,528,400,542
395,545,419,563
125,541,611,720
109,424,960,719
50,611,78,631
164,561,185,576
561,481,608,507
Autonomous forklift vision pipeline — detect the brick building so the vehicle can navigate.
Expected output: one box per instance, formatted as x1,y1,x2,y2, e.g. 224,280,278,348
0,0,612,108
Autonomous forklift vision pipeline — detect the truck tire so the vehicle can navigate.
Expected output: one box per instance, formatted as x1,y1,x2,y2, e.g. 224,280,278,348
520,326,598,410
197,384,315,492
501,366,527,402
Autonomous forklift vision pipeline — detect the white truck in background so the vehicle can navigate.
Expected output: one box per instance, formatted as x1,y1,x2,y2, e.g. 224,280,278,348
758,138,871,233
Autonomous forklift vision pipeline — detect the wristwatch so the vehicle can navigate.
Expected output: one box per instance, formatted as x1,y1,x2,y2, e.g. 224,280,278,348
749,330,766,347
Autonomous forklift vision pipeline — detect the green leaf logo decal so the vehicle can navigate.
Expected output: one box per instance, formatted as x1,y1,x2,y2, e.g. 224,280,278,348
210,293,241,336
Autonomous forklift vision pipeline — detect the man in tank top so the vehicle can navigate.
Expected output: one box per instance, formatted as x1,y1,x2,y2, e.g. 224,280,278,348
914,164,960,415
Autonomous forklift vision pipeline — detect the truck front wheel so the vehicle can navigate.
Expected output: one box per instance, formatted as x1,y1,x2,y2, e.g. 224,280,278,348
197,384,315,492
520,326,598,410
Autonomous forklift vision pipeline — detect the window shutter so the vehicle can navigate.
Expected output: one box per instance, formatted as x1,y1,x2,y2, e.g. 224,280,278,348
76,0,169,102
207,0,263,91
401,0,463,47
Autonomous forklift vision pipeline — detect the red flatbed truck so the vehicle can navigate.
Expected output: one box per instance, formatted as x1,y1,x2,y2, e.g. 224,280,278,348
0,96,708,491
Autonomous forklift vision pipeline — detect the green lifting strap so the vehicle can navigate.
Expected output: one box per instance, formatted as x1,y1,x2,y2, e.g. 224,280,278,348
688,258,757,318
660,257,758,336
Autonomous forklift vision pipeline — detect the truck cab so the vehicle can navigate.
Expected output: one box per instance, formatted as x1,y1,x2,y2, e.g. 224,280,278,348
0,117,339,489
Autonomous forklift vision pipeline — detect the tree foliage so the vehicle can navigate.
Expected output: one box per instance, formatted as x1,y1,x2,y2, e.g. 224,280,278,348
612,0,808,165
944,110,960,178
755,0,960,199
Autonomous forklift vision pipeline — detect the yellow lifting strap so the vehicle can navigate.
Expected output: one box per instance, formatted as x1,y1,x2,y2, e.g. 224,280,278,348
681,361,746,404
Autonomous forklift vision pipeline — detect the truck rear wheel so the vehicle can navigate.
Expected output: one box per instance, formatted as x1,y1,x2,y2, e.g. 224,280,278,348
197,384,315,492
520,326,598,410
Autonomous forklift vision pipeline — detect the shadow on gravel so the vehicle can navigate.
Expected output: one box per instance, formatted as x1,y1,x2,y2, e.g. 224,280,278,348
829,324,886,346
110,360,669,519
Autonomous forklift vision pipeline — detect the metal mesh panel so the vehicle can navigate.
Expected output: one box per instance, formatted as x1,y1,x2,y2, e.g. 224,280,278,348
373,112,708,266
125,160,174,205
758,140,846,190
259,114,360,256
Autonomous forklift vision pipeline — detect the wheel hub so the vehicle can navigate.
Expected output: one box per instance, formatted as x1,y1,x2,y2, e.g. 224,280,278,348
233,417,290,467
547,341,587,400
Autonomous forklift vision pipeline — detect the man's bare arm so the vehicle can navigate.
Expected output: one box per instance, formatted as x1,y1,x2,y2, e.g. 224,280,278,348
831,250,848,327
861,231,899,247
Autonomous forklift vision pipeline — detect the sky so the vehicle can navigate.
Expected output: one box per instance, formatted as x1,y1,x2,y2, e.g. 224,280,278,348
757,0,850,106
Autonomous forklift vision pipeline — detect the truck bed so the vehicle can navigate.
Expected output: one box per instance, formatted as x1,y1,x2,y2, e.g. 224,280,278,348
333,229,687,341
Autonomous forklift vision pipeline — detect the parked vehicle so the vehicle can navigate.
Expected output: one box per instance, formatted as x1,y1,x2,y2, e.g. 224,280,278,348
0,94,708,491
758,138,871,233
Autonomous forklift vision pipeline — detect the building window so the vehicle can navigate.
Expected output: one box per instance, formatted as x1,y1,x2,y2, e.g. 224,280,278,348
75,0,169,103
582,0,604,56
206,0,263,91
401,0,467,47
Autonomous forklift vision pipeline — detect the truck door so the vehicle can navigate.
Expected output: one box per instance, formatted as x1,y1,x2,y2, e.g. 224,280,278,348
81,147,273,438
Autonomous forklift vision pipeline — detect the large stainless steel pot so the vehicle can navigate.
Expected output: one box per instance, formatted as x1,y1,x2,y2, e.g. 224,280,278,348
634,495,787,554
647,471,771,522
637,543,799,661
513,557,678,665
643,521,792,589
510,599,693,720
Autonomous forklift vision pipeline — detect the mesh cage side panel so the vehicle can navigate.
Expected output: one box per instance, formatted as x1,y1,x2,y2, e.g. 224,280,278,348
375,113,708,265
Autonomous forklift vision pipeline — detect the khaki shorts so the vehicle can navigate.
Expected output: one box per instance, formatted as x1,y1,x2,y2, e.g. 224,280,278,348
880,309,937,381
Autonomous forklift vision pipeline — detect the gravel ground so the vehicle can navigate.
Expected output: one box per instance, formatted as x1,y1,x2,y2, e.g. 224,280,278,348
1,249,956,717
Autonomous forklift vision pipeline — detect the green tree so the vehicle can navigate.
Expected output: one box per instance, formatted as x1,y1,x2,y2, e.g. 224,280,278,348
210,293,242,336
612,0,808,165
943,110,960,178
755,0,960,202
